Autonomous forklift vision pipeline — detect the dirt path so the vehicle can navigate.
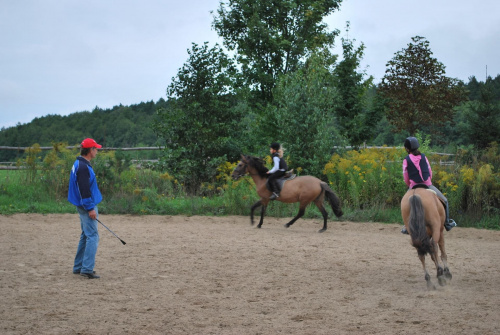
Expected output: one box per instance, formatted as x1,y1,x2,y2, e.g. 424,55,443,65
1,214,499,334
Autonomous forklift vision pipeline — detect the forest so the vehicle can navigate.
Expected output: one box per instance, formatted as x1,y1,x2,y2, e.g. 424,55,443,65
1,74,499,166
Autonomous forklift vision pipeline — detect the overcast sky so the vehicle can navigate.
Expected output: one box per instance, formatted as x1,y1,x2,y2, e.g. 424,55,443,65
1,0,499,129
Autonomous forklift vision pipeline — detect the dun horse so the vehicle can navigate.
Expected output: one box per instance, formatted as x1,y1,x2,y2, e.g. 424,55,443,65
231,155,343,233
401,187,452,289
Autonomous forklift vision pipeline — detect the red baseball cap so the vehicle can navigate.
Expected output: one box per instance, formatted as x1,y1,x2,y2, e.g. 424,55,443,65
81,138,102,149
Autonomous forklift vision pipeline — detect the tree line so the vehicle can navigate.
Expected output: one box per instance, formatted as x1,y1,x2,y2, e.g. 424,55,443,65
0,100,168,162
1,0,499,194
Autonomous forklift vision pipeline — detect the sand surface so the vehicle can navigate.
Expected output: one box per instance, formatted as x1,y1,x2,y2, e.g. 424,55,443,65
1,213,499,334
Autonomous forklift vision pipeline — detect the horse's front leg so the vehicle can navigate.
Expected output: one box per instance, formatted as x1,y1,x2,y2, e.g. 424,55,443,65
285,208,305,229
250,200,262,226
257,203,267,229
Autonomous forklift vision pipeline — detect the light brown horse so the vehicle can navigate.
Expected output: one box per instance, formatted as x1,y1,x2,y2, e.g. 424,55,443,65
231,155,343,233
401,187,452,289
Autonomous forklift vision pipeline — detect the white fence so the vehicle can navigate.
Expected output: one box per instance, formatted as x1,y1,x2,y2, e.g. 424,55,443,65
0,146,455,170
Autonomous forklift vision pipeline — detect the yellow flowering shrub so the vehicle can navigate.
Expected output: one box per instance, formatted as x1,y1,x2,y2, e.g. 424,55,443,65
323,147,407,208
432,144,499,216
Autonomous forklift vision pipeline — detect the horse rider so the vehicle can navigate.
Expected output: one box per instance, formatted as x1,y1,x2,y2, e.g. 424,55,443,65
401,136,457,234
267,142,288,200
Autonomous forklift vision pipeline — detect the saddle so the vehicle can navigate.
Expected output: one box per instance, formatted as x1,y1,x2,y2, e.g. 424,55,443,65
266,169,296,192
411,184,442,204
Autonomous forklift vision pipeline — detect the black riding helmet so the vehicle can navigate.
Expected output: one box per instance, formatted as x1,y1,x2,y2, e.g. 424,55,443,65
404,137,419,151
270,142,280,150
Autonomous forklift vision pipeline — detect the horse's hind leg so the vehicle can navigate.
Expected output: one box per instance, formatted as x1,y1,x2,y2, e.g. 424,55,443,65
431,231,448,286
284,208,305,229
419,253,436,290
315,201,328,233
437,234,452,280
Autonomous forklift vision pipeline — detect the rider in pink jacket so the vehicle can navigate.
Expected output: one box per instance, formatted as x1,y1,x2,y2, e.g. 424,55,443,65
401,137,457,234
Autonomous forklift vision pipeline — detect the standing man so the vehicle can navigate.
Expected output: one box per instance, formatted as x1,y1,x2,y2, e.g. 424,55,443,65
68,138,103,279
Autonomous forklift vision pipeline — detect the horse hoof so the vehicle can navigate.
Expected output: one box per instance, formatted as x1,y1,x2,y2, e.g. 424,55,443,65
284,224,290,228
318,229,326,233
444,268,452,280
438,276,447,286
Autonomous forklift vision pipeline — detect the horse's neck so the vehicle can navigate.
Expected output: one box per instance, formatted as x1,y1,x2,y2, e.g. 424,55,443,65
248,167,266,189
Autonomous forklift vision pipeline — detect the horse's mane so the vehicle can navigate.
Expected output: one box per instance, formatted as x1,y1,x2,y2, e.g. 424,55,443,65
246,155,269,177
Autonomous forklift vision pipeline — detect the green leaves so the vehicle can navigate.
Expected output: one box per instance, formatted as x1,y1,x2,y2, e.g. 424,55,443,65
379,36,468,135
213,0,342,104
153,43,242,193
462,83,500,149
333,29,375,147
271,50,340,177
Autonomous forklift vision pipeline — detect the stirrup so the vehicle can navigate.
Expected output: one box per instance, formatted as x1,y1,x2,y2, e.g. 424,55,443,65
269,192,279,200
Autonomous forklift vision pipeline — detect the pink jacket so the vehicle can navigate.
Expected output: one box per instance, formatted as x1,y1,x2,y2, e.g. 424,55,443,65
402,154,433,189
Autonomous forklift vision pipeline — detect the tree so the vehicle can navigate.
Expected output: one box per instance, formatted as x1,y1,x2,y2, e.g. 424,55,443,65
333,26,377,147
153,42,241,193
378,36,467,135
212,0,342,104
271,49,342,177
462,83,500,149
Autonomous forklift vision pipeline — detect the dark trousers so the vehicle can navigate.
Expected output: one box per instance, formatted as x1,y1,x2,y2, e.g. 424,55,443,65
268,170,286,193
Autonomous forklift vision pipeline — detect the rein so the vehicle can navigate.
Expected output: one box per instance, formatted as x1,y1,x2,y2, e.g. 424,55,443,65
236,163,261,178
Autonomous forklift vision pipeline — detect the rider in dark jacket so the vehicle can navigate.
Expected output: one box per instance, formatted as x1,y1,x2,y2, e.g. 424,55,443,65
267,142,287,200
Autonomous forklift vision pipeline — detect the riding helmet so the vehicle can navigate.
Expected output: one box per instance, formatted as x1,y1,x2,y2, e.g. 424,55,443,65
404,137,419,151
270,142,280,150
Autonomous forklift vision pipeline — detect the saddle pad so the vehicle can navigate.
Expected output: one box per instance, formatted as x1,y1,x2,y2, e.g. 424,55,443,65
266,174,296,192
425,189,437,195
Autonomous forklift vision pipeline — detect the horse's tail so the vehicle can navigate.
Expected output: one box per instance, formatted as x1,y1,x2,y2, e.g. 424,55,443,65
409,194,433,257
321,183,343,218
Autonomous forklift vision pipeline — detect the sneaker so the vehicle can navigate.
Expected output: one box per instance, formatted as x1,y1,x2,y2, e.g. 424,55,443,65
269,192,279,200
80,272,100,279
445,219,457,231
401,226,409,235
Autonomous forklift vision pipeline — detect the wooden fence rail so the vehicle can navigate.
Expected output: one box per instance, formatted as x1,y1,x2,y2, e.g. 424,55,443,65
0,146,164,151
0,145,454,156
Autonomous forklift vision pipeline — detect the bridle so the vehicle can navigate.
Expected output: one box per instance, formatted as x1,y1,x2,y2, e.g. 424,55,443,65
233,162,249,179
234,161,261,179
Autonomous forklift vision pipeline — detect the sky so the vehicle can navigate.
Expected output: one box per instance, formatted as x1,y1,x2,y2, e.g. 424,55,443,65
1,0,499,130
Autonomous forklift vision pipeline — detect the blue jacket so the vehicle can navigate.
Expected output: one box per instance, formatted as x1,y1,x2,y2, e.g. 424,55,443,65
68,156,102,210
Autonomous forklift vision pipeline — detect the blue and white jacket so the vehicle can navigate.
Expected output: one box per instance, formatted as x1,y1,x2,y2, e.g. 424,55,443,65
68,156,102,210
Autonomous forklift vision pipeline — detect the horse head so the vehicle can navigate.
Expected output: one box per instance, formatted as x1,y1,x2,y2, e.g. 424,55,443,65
231,155,250,180
232,155,269,180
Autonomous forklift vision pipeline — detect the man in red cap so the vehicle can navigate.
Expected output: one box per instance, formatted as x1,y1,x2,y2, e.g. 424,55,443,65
68,138,103,279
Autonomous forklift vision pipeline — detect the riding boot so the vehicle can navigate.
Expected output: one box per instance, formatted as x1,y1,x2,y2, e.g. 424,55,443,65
269,178,280,200
445,219,457,231
444,203,457,231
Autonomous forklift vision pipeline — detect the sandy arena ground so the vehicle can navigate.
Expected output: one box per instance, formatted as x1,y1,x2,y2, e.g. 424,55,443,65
1,213,499,334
